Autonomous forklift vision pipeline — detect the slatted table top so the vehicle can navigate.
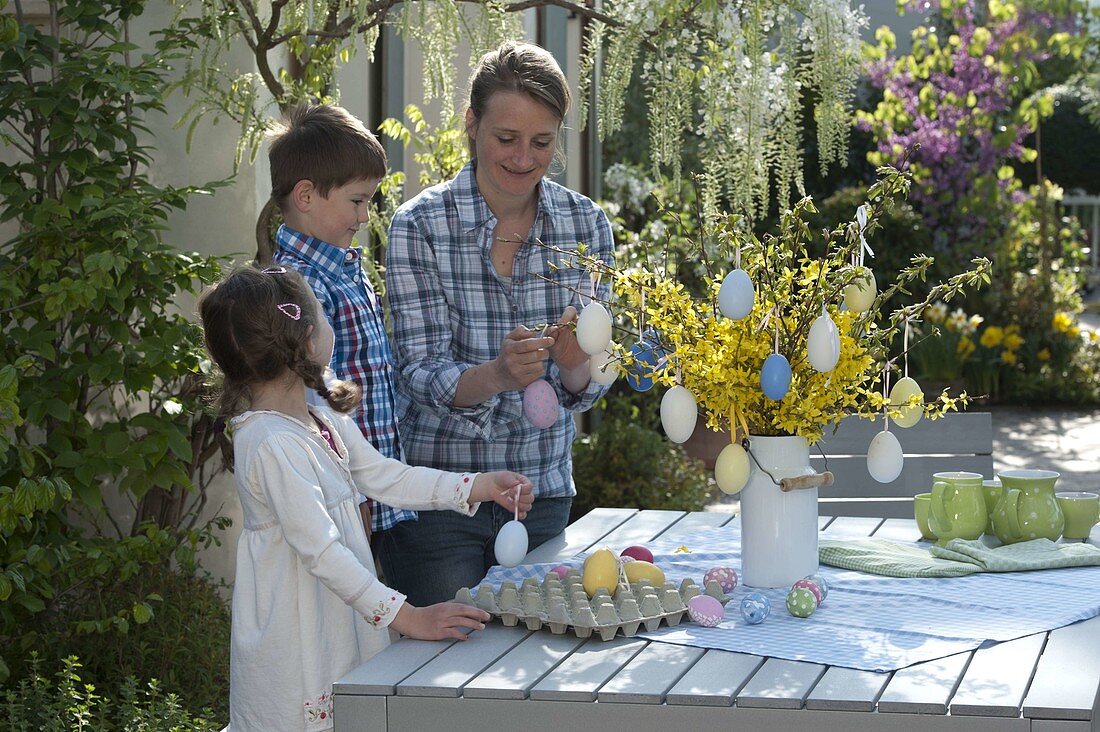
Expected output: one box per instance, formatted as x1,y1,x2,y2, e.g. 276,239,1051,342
333,508,1100,732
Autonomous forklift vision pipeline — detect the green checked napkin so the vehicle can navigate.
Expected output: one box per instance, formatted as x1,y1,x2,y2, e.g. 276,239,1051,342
819,537,1100,578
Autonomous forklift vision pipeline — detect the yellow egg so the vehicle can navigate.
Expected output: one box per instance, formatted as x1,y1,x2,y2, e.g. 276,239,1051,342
844,267,877,313
889,376,924,428
715,442,750,495
582,548,620,598
623,560,666,587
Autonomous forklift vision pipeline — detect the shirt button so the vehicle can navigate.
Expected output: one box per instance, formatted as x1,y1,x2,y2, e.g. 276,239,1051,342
353,275,360,283
345,251,355,263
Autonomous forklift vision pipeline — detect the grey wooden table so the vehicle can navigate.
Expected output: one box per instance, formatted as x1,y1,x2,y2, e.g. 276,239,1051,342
334,508,1100,732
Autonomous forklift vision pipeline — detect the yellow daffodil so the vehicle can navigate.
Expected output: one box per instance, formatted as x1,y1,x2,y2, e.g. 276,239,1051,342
1037,348,1051,362
979,326,1003,348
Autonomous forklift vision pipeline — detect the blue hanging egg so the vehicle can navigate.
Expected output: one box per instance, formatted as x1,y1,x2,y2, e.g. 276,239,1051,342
625,339,665,392
760,353,792,401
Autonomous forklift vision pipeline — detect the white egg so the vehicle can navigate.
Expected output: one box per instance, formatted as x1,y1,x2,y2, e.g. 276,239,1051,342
660,386,698,443
589,347,619,386
866,430,904,483
718,269,755,320
715,442,750,495
807,312,841,372
576,303,613,356
889,376,924,428
844,267,877,313
494,520,529,568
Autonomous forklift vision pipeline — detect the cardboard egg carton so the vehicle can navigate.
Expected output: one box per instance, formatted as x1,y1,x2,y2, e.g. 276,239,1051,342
455,568,730,641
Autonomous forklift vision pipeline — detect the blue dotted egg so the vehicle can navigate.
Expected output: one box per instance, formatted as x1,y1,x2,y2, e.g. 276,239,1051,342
760,353,792,401
740,592,771,625
625,339,665,392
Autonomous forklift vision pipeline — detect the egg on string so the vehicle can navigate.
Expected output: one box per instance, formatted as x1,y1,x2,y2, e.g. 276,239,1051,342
715,442,750,495
589,347,620,386
522,379,559,428
807,310,841,372
760,353,792,401
660,385,698,443
625,338,665,392
576,302,613,356
889,376,925,429
844,266,877,313
718,269,755,320
494,519,529,568
867,429,904,483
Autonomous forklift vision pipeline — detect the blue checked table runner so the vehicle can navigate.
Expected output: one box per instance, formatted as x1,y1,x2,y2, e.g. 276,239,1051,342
479,521,1100,672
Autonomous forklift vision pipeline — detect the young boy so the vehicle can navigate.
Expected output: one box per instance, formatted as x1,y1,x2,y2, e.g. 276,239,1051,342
266,104,415,544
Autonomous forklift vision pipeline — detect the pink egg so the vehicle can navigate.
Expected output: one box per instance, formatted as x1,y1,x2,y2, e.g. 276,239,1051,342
791,578,824,605
704,566,738,593
620,545,654,563
687,594,725,627
523,379,559,429
549,565,571,580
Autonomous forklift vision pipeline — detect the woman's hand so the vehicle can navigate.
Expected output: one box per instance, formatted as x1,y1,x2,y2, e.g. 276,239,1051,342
471,472,534,518
547,306,589,371
389,602,490,641
490,326,554,391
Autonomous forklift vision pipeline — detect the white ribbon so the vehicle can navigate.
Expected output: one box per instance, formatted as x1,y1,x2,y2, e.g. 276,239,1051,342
856,204,875,267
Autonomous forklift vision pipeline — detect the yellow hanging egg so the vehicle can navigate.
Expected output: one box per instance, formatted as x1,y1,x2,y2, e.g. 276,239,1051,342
844,267,877,313
889,376,925,429
715,443,750,495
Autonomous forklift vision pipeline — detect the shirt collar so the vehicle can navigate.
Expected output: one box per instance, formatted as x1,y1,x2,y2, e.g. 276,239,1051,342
453,161,558,235
275,224,361,279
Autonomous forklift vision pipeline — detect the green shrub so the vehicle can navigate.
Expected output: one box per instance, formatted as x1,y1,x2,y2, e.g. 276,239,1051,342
3,655,220,731
571,415,715,523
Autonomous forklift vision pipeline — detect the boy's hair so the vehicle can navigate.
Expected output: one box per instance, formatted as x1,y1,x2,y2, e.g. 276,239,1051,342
268,104,387,208
199,266,360,463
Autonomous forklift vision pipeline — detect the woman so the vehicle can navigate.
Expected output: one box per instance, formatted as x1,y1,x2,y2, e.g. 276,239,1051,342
382,41,615,606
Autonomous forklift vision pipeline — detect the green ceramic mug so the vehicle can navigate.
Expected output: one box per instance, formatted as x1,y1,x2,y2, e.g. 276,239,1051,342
928,471,987,545
982,479,1003,531
914,492,936,541
1056,492,1099,541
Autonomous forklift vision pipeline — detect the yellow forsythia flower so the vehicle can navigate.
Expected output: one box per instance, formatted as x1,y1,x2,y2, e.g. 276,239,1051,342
1052,312,1072,333
980,326,1003,348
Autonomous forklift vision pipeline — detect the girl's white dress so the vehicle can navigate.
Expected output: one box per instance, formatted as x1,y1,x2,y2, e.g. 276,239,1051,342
228,406,478,732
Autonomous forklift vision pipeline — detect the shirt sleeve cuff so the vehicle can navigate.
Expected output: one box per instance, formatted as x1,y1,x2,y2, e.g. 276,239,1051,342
453,472,480,516
551,371,607,412
427,363,501,440
350,587,407,629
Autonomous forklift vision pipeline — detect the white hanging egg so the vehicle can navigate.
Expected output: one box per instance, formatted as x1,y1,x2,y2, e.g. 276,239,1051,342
494,520,529,568
807,312,841,372
844,267,877,313
718,269,755,320
889,376,924,429
576,302,613,356
715,442,750,495
660,385,698,443
523,379,559,428
867,430,904,483
589,347,619,386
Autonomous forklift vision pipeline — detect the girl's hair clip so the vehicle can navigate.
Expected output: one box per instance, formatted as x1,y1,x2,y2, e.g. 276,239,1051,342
261,266,288,274
276,303,302,320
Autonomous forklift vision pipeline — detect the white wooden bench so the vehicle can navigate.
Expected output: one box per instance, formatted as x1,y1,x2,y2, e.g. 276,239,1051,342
811,412,994,519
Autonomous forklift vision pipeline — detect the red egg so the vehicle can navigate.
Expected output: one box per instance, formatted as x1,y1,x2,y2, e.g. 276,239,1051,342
620,545,654,563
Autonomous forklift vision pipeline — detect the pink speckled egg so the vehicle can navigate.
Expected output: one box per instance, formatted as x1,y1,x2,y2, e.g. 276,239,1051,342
523,379,559,428
687,594,725,627
791,578,824,605
549,565,571,580
704,566,738,594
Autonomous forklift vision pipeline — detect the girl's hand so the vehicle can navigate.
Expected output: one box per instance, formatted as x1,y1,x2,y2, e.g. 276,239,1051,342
471,472,534,518
547,306,589,371
390,602,490,641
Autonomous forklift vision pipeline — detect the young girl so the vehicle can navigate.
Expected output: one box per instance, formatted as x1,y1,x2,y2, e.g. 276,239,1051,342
198,265,534,732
